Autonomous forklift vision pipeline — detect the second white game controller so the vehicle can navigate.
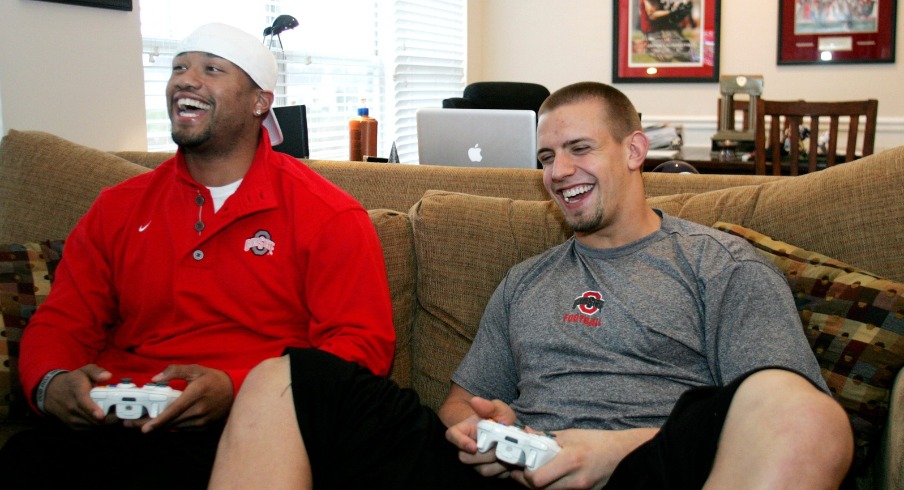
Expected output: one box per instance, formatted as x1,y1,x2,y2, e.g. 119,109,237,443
89,379,182,419
476,419,561,470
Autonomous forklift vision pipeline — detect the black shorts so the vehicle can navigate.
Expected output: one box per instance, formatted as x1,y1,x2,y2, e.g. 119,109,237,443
606,368,811,489
287,348,520,489
289,349,800,489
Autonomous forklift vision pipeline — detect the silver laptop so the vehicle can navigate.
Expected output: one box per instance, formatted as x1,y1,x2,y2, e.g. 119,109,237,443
416,108,538,168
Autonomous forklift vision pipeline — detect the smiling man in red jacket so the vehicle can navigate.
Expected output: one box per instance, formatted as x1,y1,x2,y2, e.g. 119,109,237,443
0,23,394,489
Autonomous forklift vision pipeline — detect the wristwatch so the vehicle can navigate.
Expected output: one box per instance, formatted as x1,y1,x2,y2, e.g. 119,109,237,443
34,369,68,413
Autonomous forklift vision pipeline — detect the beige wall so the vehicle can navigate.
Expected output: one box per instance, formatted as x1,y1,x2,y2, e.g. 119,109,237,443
468,0,904,151
0,1,901,151
0,0,146,151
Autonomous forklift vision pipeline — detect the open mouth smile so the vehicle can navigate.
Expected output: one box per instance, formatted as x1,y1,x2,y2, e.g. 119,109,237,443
562,184,593,203
175,98,212,117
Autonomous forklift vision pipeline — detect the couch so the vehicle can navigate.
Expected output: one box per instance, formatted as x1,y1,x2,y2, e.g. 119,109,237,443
1,129,902,488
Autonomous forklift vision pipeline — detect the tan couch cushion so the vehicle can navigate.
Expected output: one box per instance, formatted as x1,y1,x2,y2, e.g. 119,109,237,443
646,193,695,216
663,146,904,283
306,161,550,213
0,130,151,244
747,149,904,283
369,209,416,388
642,171,783,198
304,161,780,214
111,151,173,169
408,191,571,410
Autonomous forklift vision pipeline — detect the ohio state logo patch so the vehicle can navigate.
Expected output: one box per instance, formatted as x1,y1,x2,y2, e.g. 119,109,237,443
563,290,604,328
244,230,276,256
572,291,604,315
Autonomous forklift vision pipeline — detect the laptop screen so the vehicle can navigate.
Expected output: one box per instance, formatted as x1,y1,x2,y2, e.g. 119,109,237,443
416,108,538,169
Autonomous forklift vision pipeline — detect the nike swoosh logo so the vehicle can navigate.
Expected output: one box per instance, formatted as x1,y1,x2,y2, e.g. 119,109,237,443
138,222,151,232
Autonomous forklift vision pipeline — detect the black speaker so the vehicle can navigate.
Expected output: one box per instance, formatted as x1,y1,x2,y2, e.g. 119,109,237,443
272,105,310,159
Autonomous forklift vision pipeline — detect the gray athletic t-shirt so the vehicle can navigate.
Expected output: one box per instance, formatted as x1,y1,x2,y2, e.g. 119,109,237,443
452,212,826,432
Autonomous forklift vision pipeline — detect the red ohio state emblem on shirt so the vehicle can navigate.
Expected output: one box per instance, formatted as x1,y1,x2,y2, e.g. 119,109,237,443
563,290,604,328
573,291,604,315
244,230,276,256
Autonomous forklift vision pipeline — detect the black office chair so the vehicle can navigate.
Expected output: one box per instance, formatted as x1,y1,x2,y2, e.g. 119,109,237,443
442,82,550,114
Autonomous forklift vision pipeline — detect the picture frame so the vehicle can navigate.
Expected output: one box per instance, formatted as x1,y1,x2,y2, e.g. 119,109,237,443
33,0,132,11
778,0,896,64
613,0,721,83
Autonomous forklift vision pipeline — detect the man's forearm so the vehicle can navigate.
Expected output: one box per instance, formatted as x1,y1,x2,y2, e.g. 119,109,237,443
437,383,480,428
437,396,476,428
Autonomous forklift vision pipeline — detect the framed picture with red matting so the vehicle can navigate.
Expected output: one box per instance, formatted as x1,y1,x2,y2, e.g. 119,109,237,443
613,0,720,83
778,0,896,64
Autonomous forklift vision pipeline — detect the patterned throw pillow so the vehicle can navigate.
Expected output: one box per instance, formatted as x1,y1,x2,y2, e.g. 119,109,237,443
0,241,64,420
714,222,904,472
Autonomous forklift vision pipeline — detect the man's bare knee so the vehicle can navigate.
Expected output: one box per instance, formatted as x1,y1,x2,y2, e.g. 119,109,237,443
246,355,289,381
232,355,292,413
734,369,849,437
213,355,309,489
708,369,852,487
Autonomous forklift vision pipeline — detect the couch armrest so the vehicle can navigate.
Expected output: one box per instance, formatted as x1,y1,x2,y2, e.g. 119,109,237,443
882,367,904,489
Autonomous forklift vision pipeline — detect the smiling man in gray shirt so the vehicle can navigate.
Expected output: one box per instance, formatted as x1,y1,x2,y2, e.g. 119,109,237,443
454,211,829,434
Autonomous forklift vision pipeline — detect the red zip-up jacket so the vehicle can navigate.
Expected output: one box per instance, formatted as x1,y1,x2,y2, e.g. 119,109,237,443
20,133,395,410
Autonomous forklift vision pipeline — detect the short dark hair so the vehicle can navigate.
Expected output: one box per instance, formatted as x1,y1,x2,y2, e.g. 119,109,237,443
539,81,642,142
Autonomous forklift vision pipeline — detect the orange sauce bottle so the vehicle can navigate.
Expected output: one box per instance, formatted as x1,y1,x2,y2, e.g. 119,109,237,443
349,101,378,161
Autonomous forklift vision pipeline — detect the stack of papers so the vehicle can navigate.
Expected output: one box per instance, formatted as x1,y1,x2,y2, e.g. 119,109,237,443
643,125,682,149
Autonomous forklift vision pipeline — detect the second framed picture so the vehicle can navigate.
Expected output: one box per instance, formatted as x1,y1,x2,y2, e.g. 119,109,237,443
613,0,721,83
778,0,896,64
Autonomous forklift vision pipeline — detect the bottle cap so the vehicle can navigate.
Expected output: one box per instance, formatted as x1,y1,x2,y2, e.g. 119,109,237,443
358,107,369,116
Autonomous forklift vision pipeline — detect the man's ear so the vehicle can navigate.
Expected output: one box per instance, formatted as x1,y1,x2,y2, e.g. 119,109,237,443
625,131,650,171
254,90,275,115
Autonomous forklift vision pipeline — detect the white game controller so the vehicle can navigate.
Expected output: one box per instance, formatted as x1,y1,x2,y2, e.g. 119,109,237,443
89,379,182,420
476,419,561,471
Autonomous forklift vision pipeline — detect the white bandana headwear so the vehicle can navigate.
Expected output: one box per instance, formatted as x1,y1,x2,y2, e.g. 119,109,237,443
176,23,283,145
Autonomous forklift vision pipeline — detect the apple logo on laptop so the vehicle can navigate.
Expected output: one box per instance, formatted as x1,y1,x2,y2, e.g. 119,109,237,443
468,144,483,162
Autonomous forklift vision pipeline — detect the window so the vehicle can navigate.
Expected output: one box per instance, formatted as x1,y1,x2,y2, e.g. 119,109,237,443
140,0,466,164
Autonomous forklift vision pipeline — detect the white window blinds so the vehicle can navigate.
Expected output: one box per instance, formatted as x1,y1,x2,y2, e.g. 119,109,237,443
389,0,467,163
139,0,465,163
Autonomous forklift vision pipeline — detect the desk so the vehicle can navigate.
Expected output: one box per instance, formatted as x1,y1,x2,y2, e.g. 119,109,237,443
644,147,756,175
645,147,851,175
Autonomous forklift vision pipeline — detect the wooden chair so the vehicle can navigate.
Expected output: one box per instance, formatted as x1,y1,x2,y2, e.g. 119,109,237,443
717,97,752,131
754,98,878,176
